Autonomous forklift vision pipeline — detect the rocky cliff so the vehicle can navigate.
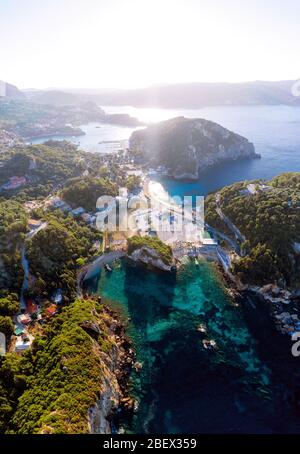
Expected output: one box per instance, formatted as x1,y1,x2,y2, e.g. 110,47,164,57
129,117,259,180
3,298,135,434
129,246,173,272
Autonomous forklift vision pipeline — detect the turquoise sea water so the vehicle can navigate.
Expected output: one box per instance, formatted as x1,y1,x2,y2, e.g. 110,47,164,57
85,258,300,434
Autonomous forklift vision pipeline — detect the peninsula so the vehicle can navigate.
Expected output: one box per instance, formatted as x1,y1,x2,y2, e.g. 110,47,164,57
129,117,259,180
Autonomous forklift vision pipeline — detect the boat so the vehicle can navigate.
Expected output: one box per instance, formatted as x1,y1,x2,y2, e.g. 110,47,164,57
202,339,217,350
104,264,112,272
197,323,207,334
195,258,199,266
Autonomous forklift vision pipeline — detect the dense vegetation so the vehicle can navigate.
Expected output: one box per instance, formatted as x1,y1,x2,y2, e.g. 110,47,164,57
0,200,28,292
0,298,117,434
27,211,102,301
0,98,105,137
206,173,300,286
61,176,118,211
0,294,19,316
128,235,173,265
0,142,88,201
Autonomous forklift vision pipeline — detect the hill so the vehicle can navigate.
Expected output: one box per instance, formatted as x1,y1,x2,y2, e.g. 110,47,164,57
129,117,259,179
205,173,300,287
72,80,300,108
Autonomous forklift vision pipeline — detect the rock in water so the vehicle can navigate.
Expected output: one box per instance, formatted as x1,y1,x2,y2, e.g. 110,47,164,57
129,116,259,180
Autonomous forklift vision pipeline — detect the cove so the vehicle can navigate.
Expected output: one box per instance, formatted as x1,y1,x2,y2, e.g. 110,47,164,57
84,257,300,434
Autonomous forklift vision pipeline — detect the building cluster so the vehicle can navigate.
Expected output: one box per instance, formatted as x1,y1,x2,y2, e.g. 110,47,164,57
1,175,27,190
0,128,22,152
13,290,62,353
46,196,97,225
239,183,272,196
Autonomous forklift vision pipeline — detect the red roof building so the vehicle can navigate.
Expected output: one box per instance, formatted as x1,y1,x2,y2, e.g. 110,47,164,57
45,304,57,317
26,299,38,314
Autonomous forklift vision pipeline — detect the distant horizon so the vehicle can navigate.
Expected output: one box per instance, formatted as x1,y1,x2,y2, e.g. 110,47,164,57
16,79,300,93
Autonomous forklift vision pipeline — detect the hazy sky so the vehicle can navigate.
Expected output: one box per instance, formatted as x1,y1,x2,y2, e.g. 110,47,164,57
0,0,299,89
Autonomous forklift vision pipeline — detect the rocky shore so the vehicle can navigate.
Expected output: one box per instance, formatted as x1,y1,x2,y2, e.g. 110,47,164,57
128,246,174,272
217,260,300,337
88,301,136,434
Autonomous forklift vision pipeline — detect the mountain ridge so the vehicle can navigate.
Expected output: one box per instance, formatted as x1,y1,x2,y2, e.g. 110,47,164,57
27,80,300,108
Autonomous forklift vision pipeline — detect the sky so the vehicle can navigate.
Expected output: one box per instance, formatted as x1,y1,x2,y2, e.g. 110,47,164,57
0,0,299,89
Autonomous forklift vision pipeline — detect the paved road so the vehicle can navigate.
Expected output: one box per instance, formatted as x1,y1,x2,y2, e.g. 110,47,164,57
215,193,245,243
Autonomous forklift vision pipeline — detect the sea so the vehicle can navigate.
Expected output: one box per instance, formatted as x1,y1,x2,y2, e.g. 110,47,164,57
84,258,300,434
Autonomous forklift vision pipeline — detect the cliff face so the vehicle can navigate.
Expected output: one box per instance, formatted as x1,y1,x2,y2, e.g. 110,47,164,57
129,117,259,180
129,246,172,272
88,306,135,434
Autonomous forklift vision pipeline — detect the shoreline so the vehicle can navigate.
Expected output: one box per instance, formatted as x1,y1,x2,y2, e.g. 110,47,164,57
86,299,136,434
24,130,85,142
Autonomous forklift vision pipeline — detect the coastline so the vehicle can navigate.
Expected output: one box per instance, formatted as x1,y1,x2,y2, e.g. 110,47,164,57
216,258,300,338
24,129,85,142
87,300,136,434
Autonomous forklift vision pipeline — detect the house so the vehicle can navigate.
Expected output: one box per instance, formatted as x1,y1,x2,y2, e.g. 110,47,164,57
17,314,31,325
45,304,58,317
28,219,43,230
259,184,272,192
202,230,218,246
14,325,25,336
50,197,65,208
247,184,257,195
15,334,34,352
60,202,72,212
71,207,85,216
2,176,26,190
81,213,92,223
25,299,38,315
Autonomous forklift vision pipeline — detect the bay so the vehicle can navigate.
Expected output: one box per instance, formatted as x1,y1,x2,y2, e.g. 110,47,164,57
84,258,300,434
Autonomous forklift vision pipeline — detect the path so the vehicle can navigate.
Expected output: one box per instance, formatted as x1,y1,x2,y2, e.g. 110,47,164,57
20,222,47,310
